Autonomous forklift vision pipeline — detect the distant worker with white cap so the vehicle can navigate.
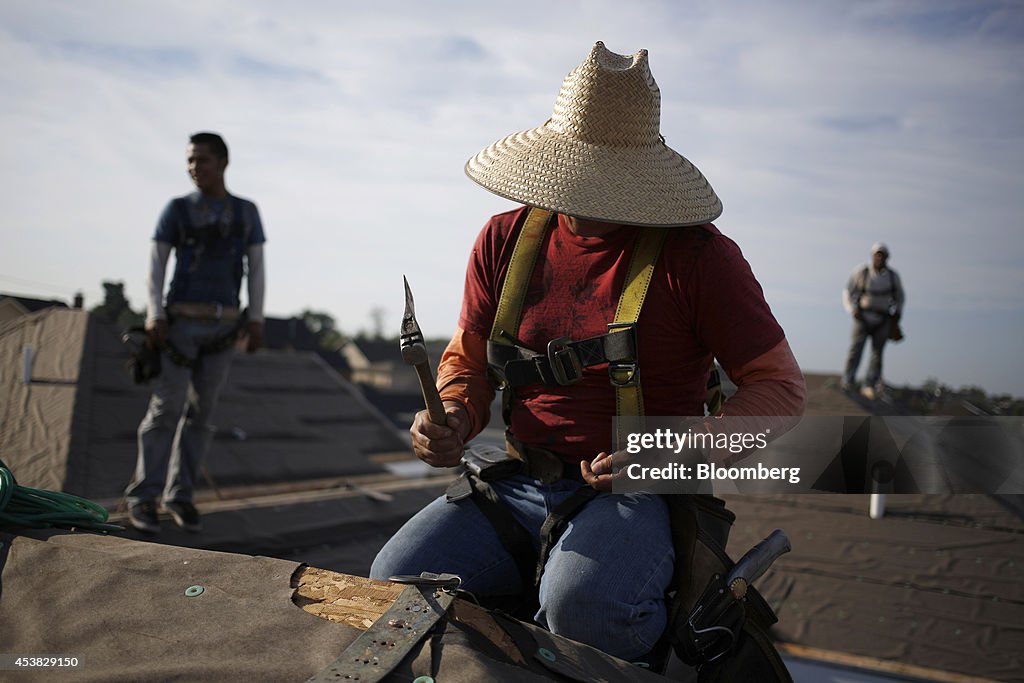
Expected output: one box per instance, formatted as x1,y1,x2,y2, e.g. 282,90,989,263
841,242,905,398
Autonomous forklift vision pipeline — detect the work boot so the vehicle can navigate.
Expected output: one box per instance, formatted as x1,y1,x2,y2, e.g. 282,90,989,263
129,501,160,535
163,501,202,533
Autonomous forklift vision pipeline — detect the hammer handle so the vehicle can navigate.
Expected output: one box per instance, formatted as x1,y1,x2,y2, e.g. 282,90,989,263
726,528,790,594
414,363,448,425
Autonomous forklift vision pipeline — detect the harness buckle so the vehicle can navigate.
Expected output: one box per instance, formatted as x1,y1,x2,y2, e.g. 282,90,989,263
609,361,640,387
546,337,583,385
606,322,640,387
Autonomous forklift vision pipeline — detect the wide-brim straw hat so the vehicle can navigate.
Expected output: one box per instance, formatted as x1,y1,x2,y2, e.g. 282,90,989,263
465,42,722,227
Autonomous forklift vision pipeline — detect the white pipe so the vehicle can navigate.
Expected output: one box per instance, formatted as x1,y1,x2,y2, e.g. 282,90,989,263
870,493,887,519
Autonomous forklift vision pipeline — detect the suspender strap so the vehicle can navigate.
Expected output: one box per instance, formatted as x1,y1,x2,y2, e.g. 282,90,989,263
534,486,598,586
614,228,668,324
490,207,553,344
462,475,539,591
611,227,668,446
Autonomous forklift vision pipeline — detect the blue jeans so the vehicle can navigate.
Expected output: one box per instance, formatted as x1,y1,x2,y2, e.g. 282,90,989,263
125,319,236,506
370,473,675,660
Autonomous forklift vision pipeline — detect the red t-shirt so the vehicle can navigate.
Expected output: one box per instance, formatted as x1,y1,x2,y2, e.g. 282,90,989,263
459,206,784,460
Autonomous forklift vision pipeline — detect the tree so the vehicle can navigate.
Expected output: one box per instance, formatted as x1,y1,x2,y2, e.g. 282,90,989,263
90,281,144,329
300,309,345,350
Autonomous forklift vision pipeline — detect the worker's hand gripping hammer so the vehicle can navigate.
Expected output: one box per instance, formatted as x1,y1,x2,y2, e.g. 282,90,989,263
400,276,448,426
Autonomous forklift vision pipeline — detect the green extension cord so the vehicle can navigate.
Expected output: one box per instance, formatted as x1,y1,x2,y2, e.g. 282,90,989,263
0,458,123,533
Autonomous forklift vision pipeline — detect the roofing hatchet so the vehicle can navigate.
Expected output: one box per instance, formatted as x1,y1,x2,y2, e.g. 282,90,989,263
400,276,448,425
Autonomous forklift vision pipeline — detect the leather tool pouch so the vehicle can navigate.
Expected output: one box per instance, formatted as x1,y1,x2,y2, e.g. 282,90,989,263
121,327,162,384
667,495,793,682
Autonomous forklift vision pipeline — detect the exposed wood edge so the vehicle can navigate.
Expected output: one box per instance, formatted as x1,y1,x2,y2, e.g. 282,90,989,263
293,567,531,668
778,643,1000,683
293,566,404,631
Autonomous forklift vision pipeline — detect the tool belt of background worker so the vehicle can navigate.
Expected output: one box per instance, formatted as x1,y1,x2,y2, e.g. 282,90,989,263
163,305,248,369
121,306,247,381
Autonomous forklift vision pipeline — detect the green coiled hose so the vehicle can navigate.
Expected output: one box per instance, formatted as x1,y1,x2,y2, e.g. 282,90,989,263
0,458,123,533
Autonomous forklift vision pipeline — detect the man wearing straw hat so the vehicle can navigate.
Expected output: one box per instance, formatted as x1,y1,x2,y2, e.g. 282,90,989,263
372,43,805,661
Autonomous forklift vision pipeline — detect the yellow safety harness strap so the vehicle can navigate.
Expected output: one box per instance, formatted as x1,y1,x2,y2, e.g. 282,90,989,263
610,228,668,448
490,207,553,345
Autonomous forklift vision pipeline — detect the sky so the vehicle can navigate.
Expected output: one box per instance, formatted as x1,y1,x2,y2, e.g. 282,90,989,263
1,0,1022,395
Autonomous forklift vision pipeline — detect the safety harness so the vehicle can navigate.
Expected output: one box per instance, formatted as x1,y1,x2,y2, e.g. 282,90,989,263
448,207,668,604
485,207,668,447
853,266,901,317
121,194,252,381
166,194,249,306
447,206,670,604
165,193,253,367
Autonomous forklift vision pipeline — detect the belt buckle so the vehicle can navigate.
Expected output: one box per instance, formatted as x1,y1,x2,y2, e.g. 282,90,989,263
546,337,583,385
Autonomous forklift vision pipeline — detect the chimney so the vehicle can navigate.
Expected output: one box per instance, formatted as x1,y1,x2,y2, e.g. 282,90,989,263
73,292,84,309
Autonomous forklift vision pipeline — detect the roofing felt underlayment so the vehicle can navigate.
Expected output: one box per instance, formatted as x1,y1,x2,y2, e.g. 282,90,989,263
0,308,408,500
1,309,1021,681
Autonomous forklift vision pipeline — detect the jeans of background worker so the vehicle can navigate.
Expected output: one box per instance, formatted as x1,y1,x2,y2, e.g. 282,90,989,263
125,318,237,506
370,472,675,661
844,316,891,388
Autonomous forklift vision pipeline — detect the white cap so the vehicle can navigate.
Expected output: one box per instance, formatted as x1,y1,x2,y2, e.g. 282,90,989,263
871,242,889,255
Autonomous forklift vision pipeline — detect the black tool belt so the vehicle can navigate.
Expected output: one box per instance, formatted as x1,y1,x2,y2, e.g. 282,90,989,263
447,439,582,496
488,323,639,389
121,328,162,384
504,435,585,484
161,308,248,368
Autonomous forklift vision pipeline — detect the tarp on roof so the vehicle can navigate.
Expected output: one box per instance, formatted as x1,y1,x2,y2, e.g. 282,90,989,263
723,493,1024,682
0,529,678,682
0,308,85,492
0,529,362,682
0,309,409,500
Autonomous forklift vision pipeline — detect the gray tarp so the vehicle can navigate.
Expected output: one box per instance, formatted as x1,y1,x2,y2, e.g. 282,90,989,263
0,529,676,682
1,529,358,682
